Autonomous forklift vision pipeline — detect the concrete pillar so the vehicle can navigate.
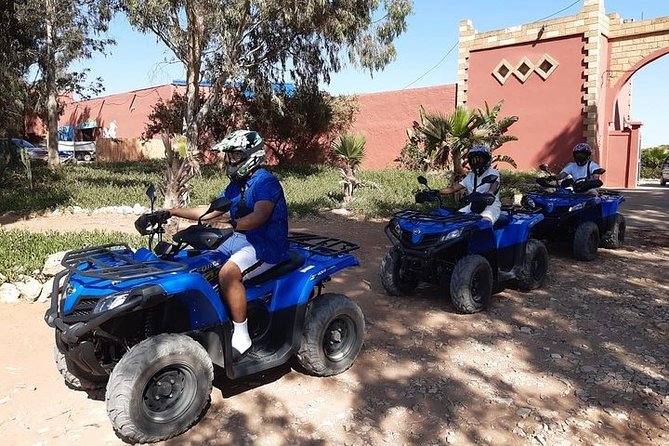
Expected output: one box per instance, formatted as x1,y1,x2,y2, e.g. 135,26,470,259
457,20,476,106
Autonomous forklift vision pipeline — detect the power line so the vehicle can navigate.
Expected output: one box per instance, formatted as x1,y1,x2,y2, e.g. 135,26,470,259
402,41,458,90
401,0,583,90
535,0,581,23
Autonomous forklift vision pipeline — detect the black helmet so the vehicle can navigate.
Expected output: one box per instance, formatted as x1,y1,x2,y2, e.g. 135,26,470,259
212,130,265,181
572,143,592,167
468,145,492,176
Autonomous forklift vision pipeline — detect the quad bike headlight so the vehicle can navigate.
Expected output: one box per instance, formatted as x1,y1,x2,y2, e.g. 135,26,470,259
94,292,132,313
440,227,463,242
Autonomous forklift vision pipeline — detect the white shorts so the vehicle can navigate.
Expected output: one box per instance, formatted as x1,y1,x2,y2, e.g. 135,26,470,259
459,203,501,224
218,233,275,280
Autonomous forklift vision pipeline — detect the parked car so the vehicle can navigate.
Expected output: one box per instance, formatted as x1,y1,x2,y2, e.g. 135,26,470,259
661,155,669,187
28,145,49,161
58,140,96,162
0,138,46,161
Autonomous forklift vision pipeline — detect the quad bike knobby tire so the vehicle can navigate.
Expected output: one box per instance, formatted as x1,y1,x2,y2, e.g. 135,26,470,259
380,246,419,296
297,293,365,377
106,333,213,444
54,345,107,391
450,255,493,314
573,221,599,261
517,239,549,291
601,213,626,249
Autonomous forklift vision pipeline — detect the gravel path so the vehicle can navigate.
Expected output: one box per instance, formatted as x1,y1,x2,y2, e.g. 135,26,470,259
0,212,667,446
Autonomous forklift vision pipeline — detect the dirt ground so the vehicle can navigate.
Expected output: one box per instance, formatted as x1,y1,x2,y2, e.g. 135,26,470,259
1,212,668,446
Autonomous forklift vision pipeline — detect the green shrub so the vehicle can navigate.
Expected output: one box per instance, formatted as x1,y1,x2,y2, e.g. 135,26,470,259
640,146,669,179
0,161,540,219
0,229,145,282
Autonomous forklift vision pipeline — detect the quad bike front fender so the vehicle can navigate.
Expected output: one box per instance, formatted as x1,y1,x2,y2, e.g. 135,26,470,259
45,271,227,344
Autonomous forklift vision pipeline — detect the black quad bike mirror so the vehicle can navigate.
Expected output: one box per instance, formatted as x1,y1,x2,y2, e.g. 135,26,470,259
198,197,232,224
539,163,549,173
592,168,606,175
417,175,428,186
145,185,157,211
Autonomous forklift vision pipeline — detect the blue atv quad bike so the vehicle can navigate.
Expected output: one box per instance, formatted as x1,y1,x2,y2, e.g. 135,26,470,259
521,163,626,261
44,186,365,444
380,175,549,314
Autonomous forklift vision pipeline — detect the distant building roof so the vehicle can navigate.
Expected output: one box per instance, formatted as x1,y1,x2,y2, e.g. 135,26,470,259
170,80,295,97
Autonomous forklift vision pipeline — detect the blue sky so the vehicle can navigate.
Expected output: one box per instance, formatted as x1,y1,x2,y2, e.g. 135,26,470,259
79,0,669,148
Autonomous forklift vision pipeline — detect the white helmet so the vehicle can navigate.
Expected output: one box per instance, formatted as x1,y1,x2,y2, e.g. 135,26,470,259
212,130,265,181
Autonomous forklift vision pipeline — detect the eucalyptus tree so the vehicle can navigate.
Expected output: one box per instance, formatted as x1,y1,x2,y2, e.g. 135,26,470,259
0,0,39,138
35,0,114,168
122,0,413,207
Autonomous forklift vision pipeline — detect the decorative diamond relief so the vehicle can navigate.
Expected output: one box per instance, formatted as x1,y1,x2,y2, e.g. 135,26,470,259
513,57,534,82
535,54,559,80
492,59,513,85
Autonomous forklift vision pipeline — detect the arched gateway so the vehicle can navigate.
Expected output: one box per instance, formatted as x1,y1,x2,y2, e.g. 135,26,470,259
458,0,669,188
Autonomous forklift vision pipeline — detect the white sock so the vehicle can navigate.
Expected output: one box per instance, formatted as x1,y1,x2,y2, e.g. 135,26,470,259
232,319,252,353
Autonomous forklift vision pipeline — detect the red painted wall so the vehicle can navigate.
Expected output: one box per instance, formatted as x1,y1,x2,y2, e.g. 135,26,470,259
467,36,586,172
351,85,457,169
59,85,182,138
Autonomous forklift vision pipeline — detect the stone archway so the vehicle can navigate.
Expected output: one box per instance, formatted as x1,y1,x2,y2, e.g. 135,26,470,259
602,17,669,187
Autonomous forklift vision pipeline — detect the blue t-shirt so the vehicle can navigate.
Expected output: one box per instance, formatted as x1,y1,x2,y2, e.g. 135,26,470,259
222,168,289,264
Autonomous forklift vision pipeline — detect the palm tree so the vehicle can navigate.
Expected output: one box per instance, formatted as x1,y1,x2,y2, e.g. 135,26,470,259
160,134,196,209
478,100,519,169
416,105,485,182
333,134,366,203
409,102,519,181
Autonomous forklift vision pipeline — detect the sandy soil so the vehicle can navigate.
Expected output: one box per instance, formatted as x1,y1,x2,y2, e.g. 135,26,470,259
0,213,668,446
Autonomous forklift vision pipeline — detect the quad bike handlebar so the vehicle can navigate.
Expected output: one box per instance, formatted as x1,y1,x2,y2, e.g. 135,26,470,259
460,191,496,207
415,190,441,204
573,178,603,193
460,192,495,214
134,210,171,236
535,163,606,193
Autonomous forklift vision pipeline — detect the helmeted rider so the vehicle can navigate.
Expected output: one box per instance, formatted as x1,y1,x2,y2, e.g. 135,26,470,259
438,144,502,224
556,143,602,184
167,130,289,360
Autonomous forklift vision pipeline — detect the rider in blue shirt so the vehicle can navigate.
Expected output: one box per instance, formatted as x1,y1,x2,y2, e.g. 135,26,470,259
222,167,289,265
169,130,288,359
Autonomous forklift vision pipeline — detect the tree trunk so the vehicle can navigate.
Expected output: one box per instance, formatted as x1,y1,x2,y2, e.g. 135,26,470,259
341,164,356,204
45,0,60,170
184,0,202,156
162,0,203,209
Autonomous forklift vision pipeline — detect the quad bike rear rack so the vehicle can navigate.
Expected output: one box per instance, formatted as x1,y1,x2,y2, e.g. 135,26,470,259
288,232,359,255
392,209,481,223
61,243,187,281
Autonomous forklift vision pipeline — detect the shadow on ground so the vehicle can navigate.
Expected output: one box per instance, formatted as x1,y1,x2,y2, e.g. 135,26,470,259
162,215,669,446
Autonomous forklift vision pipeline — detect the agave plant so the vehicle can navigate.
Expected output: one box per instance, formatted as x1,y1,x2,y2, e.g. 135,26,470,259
333,133,366,203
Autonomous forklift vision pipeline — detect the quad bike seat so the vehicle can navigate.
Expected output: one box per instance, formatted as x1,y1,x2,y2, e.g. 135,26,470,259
493,213,511,230
245,251,306,286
